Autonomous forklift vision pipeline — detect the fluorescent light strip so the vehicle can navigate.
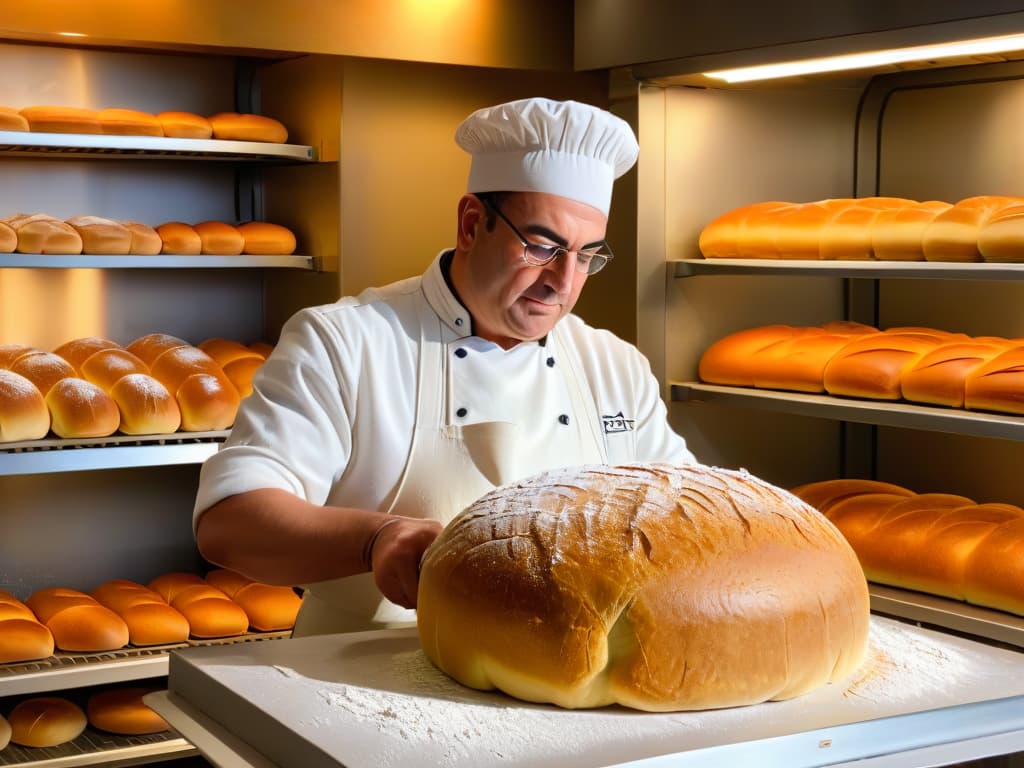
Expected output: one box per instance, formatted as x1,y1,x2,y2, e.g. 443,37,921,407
704,33,1024,83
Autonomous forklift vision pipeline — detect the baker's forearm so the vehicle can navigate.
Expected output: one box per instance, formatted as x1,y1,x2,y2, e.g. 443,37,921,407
195,488,390,586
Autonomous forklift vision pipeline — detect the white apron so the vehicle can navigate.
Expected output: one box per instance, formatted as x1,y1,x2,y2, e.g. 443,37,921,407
292,292,607,636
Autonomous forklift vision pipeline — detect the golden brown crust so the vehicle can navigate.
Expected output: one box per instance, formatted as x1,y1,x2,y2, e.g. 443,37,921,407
87,687,169,735
208,112,288,143
0,369,50,442
19,105,101,134
97,108,164,137
9,697,86,747
156,111,213,139
418,463,869,711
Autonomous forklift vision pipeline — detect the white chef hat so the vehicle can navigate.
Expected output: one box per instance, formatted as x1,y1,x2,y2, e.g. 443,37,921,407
455,97,639,217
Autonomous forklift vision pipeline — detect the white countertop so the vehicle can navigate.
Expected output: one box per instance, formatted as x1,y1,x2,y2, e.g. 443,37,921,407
153,615,1024,768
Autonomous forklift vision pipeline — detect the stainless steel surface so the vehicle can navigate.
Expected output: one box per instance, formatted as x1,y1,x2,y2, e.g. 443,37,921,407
672,258,1024,280
0,729,195,767
0,651,171,697
671,382,1024,441
0,432,227,476
0,254,315,270
870,585,1024,650
162,618,1024,768
0,130,316,162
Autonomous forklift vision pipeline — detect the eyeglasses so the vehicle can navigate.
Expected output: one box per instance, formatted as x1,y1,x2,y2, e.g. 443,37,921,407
481,198,614,276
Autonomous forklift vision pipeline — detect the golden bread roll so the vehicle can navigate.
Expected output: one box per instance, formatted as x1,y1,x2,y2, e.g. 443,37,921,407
221,356,265,398
418,463,869,711
198,337,264,367
79,347,149,391
148,573,249,638
66,215,132,254
156,221,202,255
14,215,83,255
20,105,101,134
125,333,190,366
822,330,953,400
922,195,1021,262
871,201,952,261
0,105,29,131
149,345,240,430
977,202,1024,262
109,373,181,434
198,338,265,397
97,107,164,137
0,369,50,442
0,343,34,368
8,697,87,747
900,339,1012,407
698,201,790,259
194,220,244,255
53,337,122,373
149,345,224,390
45,377,121,438
26,587,130,651
121,221,163,255
0,221,16,252
87,686,169,735
964,345,1024,415
750,324,879,393
205,570,301,631
0,711,9,751
156,111,213,139
697,325,803,386
91,579,189,645
9,350,77,396
236,221,297,255
797,480,1024,616
208,112,288,143
0,589,55,662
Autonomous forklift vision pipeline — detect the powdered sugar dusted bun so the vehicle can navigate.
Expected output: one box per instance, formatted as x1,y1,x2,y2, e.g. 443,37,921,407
417,463,870,712
45,377,120,438
0,369,50,442
108,373,181,435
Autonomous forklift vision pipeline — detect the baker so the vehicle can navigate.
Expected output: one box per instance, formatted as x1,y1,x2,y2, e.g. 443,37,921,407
193,97,698,636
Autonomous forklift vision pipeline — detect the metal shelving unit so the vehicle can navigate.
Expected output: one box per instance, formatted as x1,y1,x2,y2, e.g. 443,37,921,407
0,732,197,768
0,432,229,476
670,383,1024,440
0,253,316,270
0,130,316,162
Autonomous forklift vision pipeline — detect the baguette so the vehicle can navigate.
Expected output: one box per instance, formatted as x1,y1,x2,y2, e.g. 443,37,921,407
794,480,1024,617
25,587,129,651
91,579,189,646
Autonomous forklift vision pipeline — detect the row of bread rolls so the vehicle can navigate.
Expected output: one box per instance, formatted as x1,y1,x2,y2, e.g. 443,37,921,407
0,214,296,256
0,571,300,663
0,335,269,442
698,323,1024,413
0,105,288,143
0,686,170,750
699,195,1024,262
791,478,1024,617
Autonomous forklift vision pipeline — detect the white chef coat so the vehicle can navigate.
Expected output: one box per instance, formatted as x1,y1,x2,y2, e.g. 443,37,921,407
194,249,696,633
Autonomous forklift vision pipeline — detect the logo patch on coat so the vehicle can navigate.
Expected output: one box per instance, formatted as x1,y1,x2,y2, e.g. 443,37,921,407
602,411,635,434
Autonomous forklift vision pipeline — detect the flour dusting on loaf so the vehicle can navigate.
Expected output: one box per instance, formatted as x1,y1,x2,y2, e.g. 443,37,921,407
417,463,870,711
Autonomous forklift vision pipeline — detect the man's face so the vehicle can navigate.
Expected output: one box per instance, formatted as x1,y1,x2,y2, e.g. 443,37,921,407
453,192,608,349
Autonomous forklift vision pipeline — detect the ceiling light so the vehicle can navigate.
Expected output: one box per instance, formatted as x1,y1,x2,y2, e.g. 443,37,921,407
703,33,1024,83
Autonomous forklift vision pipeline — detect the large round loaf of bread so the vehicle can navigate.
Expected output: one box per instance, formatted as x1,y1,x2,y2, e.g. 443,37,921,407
417,463,870,712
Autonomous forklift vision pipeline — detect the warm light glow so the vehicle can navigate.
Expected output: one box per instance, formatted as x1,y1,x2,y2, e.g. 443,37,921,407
57,31,88,37
703,33,1024,83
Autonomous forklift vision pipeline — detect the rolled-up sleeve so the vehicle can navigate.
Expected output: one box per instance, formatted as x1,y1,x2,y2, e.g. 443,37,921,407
193,306,356,529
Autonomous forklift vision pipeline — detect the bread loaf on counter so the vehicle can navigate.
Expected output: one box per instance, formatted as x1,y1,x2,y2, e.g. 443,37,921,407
147,573,249,638
8,697,87,747
208,112,288,143
25,587,129,651
418,463,869,711
87,686,169,735
205,569,301,631
792,479,1024,617
0,589,55,663
0,369,50,443
90,579,189,646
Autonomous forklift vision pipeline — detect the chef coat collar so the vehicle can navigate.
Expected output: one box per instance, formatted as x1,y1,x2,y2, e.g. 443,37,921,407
424,249,549,347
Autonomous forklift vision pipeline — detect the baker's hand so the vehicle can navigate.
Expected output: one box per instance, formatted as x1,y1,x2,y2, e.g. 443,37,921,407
366,516,442,609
